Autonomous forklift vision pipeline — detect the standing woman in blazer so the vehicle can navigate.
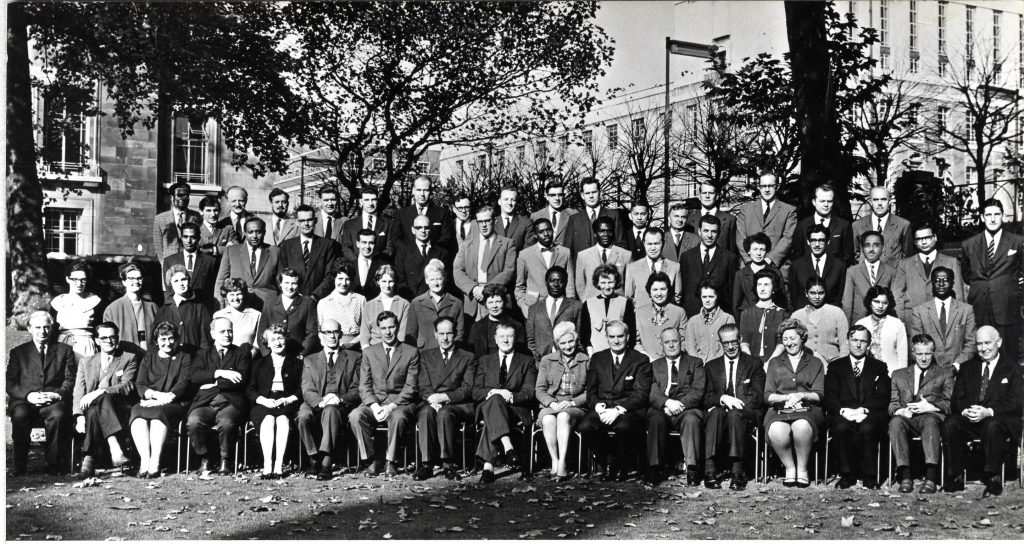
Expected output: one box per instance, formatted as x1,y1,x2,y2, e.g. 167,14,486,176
247,324,303,479
130,321,193,478
763,319,825,488
739,269,790,363
103,263,158,353
535,322,590,481
579,265,635,354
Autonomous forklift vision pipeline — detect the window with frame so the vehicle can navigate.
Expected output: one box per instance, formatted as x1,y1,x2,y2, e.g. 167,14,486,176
632,117,646,136
559,135,568,157
993,11,1001,60
937,1,947,55
964,109,975,139
43,208,83,255
880,0,889,47
477,154,487,170
881,52,891,70
966,6,975,55
606,124,618,150
537,140,548,163
172,117,209,184
909,1,918,53
41,91,88,173
937,106,949,131
456,159,464,176
582,129,593,152
415,161,430,174
516,145,526,163
966,165,977,186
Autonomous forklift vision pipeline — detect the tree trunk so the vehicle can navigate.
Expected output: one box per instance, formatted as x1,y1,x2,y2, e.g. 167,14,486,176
6,3,52,327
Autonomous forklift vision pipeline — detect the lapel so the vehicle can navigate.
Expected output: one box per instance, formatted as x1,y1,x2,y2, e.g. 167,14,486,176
255,244,269,278
842,360,859,400
611,351,631,386
924,301,943,337
910,256,927,283
858,361,878,401
760,201,775,227
99,351,123,385
40,343,54,374
383,344,402,379
482,237,498,269
983,361,1011,404
306,237,327,270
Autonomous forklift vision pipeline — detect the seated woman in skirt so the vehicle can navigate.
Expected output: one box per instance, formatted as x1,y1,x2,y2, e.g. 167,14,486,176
535,321,590,481
247,323,303,479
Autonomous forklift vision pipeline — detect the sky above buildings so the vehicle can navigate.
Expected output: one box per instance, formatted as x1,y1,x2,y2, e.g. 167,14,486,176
594,1,679,94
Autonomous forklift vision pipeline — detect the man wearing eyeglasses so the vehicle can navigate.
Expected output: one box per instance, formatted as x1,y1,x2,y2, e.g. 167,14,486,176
396,176,456,254
395,215,451,300
898,223,963,312
452,194,475,248
73,322,139,478
279,204,342,300
734,172,797,268
529,181,576,248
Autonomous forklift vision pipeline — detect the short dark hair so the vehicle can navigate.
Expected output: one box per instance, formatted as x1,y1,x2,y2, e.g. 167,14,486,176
580,177,600,192
642,226,664,242
244,215,265,230
118,263,143,282
179,221,201,236
153,321,179,340
806,224,831,241
169,181,191,195
269,188,288,201
848,323,872,342
592,216,616,234
319,185,341,199
356,228,376,240
980,198,1003,213
859,229,884,247
752,269,777,291
295,204,315,216
862,285,896,316
911,333,936,347
699,214,721,230
803,275,827,292
433,316,456,331
645,271,673,294
545,265,568,283
592,264,621,289
220,277,249,298
199,195,220,210
358,185,379,198
930,265,955,283
376,310,398,326
717,322,739,338
545,180,564,193
912,222,935,236
278,267,302,284
482,283,507,301
814,184,835,198
743,232,773,253
66,261,92,281
532,217,552,230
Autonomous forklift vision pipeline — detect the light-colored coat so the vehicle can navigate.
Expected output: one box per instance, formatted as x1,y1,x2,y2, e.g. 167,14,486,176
624,258,682,309
360,296,411,348
452,234,517,316
72,350,139,416
842,260,907,324
152,208,203,259
535,352,589,407
888,363,954,416
514,243,576,316
358,342,419,406
907,298,977,368
529,207,577,247
575,244,631,300
897,252,964,312
734,199,797,265
214,242,281,306
263,214,300,246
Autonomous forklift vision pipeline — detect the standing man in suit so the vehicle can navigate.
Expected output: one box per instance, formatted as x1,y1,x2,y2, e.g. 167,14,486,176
340,185,397,262
663,202,701,263
525,266,583,362
197,195,231,257
452,194,475,248
396,176,456,254
529,181,576,248
217,186,256,246
646,328,706,486
824,325,892,489
264,189,298,246
679,215,738,316
298,319,362,480
473,323,537,483
790,184,854,263
453,205,518,319
349,311,419,477
396,214,450,300
315,186,345,242
153,180,202,260
578,320,652,481
73,322,139,478
908,267,977,368
163,222,219,308
942,326,1023,496
215,216,281,309
563,177,624,258
515,218,576,316
852,186,912,264
842,231,907,323
279,204,342,300
260,268,319,356
789,224,847,309
494,187,530,252
7,312,76,476
734,172,797,268
898,223,964,312
622,202,652,261
351,229,388,301
624,228,683,309
703,323,765,490
889,334,954,494
685,182,737,254
575,216,632,300
412,317,477,481
960,199,1024,362
187,317,251,476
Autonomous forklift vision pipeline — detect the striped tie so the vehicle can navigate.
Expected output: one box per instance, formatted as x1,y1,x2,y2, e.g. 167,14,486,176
986,238,996,266
302,240,310,268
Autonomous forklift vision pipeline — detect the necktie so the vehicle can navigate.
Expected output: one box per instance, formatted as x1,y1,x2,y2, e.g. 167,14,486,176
726,359,735,396
100,355,111,375
549,298,558,322
601,248,607,264
939,301,947,334
762,203,771,222
460,222,467,240
385,347,393,365
552,211,558,231
674,232,682,249
819,215,825,225
176,211,184,228
923,256,932,279
915,367,926,395
367,215,375,231
420,243,427,257
250,248,258,276
504,217,510,231
979,362,991,399
814,257,822,277
325,216,333,238
235,217,242,238
499,355,508,388
876,217,884,233
327,352,335,369
39,344,46,361
589,209,596,222
441,350,449,366
669,359,678,395
702,248,710,269
868,263,876,285
302,240,310,268
651,259,659,274
274,217,281,241
986,238,996,266
853,359,862,377
614,355,621,369
186,253,193,272
218,348,226,361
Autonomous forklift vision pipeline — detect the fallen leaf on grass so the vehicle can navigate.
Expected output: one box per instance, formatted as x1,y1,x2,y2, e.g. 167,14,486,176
383,534,392,539
71,478,103,489
867,503,881,508
153,526,171,532
519,529,544,539
841,516,855,527
44,536,63,541
109,505,140,511
623,523,636,528
896,526,912,537
511,485,537,494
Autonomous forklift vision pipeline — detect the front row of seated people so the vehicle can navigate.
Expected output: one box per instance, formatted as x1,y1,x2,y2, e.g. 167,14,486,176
9,305,1021,496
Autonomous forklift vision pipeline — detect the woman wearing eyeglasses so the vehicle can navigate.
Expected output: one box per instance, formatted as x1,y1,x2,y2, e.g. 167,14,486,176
104,263,158,352
51,261,102,359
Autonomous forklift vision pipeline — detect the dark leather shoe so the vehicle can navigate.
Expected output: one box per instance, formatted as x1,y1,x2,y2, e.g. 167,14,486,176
76,455,96,479
704,473,721,489
836,475,856,489
479,469,496,484
146,470,160,479
217,458,232,476
644,468,663,487
316,464,334,481
305,459,322,477
944,476,965,493
504,449,521,470
198,458,212,474
614,470,628,483
729,475,748,491
685,468,700,486
863,477,881,490
898,478,914,493
258,472,276,480
384,461,398,477
412,466,433,481
982,475,1003,497
363,460,381,478
555,474,571,483
919,479,938,494
443,463,461,481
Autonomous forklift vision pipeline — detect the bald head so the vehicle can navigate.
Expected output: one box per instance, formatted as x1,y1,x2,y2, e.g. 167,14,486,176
975,326,1002,362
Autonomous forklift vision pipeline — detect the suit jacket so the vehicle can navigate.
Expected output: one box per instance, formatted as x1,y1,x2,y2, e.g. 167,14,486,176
585,348,652,412
648,353,705,410
301,349,362,408
394,240,450,300
198,221,232,256
246,353,303,403
842,260,907,323
961,230,1024,325
789,254,847,309
313,211,345,241
163,250,218,303
790,215,855,263
685,210,738,254
452,234,518,316
622,225,648,261
468,316,528,358
908,298,977,367
823,356,891,416
406,292,465,350
494,214,531,252
852,213,913,264
215,243,281,306
525,296,583,362
215,211,257,247
279,235,342,300
263,214,300,247
734,199,798,265
950,355,1023,417
564,207,625,258
153,208,203,260
529,207,576,247
260,293,319,356
6,342,77,412
340,214,398,262
417,347,476,405
515,243,576,314
535,352,589,407
624,258,683,309
679,245,739,316
72,349,139,416
395,204,456,253
187,343,251,413
888,363,954,417
352,256,388,301
472,351,537,406
898,252,965,312
103,295,158,350
359,342,418,406
703,353,766,411
575,244,632,300
663,229,701,263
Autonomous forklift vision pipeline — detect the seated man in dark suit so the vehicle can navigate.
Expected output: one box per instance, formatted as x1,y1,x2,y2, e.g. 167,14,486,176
703,323,765,490
473,322,537,483
789,224,846,309
279,204,342,300
889,334,954,494
468,284,527,357
824,325,892,489
646,327,705,486
7,311,76,476
942,326,1023,496
349,311,419,477
260,268,318,356
163,222,219,310
412,316,477,481
298,319,362,480
186,317,251,476
73,322,140,478
395,214,450,300
578,320,652,481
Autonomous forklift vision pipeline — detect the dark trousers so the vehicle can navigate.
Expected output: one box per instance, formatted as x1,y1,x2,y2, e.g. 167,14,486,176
10,401,72,469
81,396,131,456
830,413,886,478
578,408,646,469
417,402,474,464
349,404,415,462
646,407,703,467
704,407,758,462
475,395,531,463
942,413,1023,475
187,405,244,458
297,403,353,458
888,413,943,468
